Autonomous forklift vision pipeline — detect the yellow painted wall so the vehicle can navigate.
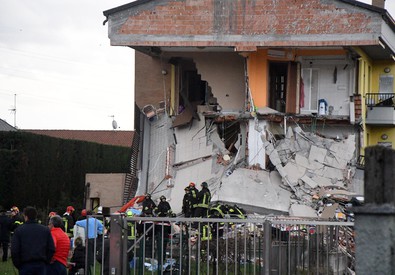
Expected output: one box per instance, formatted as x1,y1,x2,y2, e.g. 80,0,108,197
366,126,395,148
354,47,395,151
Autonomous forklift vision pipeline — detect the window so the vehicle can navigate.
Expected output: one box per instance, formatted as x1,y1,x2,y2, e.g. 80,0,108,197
301,68,319,113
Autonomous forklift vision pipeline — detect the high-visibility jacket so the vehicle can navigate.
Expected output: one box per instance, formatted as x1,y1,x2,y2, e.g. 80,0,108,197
201,224,212,241
62,213,74,238
197,187,211,208
127,221,136,240
189,187,198,208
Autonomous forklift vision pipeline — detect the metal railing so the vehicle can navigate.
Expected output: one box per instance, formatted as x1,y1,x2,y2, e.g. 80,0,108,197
82,216,356,275
365,93,395,107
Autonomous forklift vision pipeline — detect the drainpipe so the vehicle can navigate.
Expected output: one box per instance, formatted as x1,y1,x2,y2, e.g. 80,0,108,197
372,0,385,9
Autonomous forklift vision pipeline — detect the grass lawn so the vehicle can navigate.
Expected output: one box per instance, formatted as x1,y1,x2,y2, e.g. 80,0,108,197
0,260,18,275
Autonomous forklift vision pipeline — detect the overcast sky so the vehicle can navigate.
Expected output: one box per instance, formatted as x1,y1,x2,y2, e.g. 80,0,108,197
0,0,394,130
0,0,134,130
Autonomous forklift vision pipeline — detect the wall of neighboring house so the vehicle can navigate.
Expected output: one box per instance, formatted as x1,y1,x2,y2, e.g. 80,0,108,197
85,173,126,213
356,48,395,150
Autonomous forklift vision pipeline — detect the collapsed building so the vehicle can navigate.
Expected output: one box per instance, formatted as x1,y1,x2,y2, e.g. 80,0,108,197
102,0,395,216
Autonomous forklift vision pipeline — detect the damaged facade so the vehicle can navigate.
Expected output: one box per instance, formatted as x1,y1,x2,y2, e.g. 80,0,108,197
103,0,395,216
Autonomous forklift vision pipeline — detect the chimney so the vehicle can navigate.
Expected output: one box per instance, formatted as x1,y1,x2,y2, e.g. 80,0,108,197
372,0,385,9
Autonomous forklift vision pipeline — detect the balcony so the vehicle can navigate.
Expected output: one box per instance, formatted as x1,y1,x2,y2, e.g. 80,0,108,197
365,93,395,125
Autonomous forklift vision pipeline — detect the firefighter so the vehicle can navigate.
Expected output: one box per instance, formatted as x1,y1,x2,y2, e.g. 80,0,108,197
155,195,172,217
62,206,75,239
10,206,24,235
228,204,246,219
142,194,156,217
154,196,171,270
194,182,211,218
126,210,136,273
188,182,198,217
182,186,192,217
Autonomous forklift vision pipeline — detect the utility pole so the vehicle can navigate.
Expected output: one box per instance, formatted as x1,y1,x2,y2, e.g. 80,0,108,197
9,93,17,128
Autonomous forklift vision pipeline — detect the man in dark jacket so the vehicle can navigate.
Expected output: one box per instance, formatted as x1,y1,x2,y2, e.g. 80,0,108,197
0,206,12,261
142,194,156,217
194,182,211,218
11,206,55,275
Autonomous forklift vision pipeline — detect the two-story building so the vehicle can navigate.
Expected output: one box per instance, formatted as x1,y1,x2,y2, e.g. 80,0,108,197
103,0,395,214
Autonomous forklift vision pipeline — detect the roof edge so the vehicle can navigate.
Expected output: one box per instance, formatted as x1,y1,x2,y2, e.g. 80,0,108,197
103,0,153,17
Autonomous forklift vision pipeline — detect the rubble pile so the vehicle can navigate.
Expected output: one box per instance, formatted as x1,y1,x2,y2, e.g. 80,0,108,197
263,126,360,219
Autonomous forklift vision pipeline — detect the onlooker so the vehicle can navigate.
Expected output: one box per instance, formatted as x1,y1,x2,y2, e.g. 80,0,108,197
47,215,70,275
0,206,12,262
11,206,55,275
75,210,103,275
69,236,86,275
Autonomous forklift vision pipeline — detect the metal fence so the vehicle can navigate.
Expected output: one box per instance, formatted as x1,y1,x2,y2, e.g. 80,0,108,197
85,215,354,275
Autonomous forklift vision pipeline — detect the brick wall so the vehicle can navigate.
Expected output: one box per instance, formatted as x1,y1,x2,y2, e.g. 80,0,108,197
118,0,376,47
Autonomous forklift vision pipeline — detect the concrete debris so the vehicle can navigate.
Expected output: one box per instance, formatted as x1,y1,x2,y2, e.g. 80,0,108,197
289,204,317,218
264,126,359,219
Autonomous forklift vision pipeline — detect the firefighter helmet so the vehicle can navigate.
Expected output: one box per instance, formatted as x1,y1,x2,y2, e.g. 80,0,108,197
11,206,19,213
189,182,195,187
66,206,75,213
126,209,134,217
201,181,208,188
160,195,166,201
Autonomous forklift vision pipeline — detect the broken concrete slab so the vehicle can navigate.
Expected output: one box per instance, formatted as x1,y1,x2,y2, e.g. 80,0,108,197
301,175,318,189
309,145,327,164
219,168,291,213
283,161,306,185
311,175,333,187
289,204,317,217
320,203,339,219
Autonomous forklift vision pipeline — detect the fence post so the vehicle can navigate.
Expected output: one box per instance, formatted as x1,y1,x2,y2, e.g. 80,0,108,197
264,220,271,275
353,146,395,275
109,214,123,274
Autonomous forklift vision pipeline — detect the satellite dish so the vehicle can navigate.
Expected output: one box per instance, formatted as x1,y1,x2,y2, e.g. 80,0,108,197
112,119,118,130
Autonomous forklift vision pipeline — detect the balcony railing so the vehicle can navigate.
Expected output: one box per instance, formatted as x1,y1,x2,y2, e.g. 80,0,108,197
365,93,395,108
365,93,395,125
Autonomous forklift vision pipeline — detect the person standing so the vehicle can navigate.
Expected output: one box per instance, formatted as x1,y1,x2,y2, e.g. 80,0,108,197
11,206,55,275
182,186,192,217
142,194,156,217
62,206,75,239
10,206,24,235
194,182,211,218
47,215,70,275
75,210,103,275
188,183,198,217
0,206,12,262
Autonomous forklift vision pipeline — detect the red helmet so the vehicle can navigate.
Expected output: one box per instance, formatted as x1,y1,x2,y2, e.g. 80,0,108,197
66,206,75,213
48,211,57,218
189,182,195,187
81,209,87,217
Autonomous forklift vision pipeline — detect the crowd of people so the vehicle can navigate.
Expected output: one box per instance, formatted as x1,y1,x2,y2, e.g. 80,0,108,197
0,204,103,275
0,181,242,274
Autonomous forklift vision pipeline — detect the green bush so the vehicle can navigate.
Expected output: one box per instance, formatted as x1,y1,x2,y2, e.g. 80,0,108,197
0,131,130,212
